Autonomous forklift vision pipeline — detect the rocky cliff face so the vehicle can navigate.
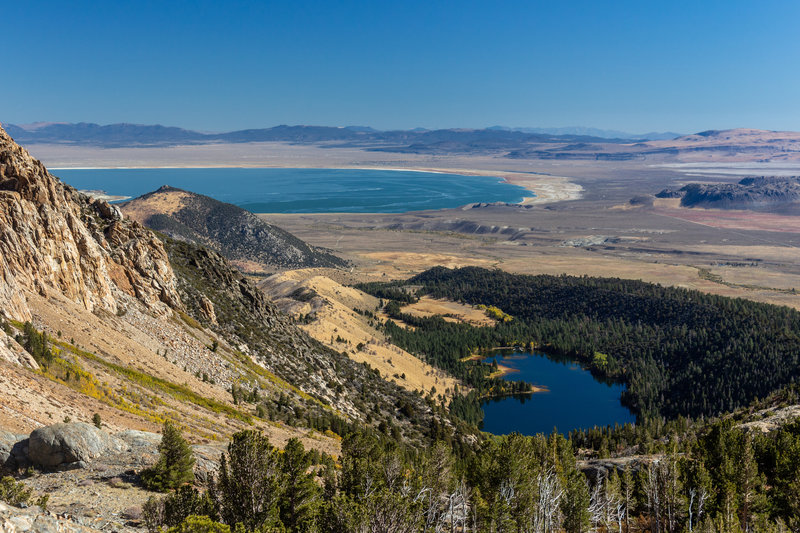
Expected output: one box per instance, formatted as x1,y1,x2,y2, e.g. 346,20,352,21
0,124,180,322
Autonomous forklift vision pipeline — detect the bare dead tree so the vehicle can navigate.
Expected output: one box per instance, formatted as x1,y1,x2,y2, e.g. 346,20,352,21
588,473,606,532
383,453,405,492
447,480,470,533
644,462,661,533
533,468,563,533
588,471,624,533
687,485,709,533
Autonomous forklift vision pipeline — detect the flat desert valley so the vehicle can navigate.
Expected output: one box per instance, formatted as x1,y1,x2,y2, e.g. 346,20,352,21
29,139,800,312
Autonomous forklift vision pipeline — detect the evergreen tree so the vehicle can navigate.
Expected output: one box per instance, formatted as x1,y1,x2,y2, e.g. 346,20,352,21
142,421,196,492
215,430,282,531
278,438,320,532
561,469,590,533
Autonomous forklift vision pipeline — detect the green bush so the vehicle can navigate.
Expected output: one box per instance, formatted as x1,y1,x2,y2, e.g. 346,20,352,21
166,516,230,533
143,485,217,533
141,421,196,492
0,476,32,506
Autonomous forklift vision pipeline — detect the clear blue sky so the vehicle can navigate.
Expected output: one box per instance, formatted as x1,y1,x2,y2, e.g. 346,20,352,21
3,0,799,133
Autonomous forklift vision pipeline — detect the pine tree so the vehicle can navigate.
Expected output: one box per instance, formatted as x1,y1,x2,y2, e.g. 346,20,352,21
142,421,196,492
215,430,282,531
278,438,320,532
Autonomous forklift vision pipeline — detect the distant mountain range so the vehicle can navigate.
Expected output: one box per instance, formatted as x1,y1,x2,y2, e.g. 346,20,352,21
488,125,682,141
4,121,670,149
8,122,800,163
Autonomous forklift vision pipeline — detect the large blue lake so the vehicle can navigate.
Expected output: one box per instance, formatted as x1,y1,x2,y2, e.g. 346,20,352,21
52,168,533,213
480,351,635,436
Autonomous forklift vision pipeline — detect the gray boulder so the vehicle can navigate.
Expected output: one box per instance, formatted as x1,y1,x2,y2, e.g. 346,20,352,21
27,423,123,467
191,444,224,483
116,429,160,450
0,430,18,464
0,430,28,470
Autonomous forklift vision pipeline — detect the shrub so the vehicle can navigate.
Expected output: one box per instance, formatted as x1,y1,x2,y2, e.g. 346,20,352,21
143,485,217,533
0,476,32,506
166,515,230,533
143,496,166,533
141,421,196,492
92,413,102,428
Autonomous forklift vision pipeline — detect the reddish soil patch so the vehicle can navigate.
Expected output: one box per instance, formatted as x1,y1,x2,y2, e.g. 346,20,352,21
653,207,800,234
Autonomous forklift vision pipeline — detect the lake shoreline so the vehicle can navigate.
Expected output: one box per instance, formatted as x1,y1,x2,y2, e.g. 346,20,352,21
55,167,539,214
53,165,583,209
479,386,550,401
480,350,635,436
462,351,549,393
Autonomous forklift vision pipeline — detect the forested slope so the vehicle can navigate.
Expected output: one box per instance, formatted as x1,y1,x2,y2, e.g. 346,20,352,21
365,267,800,419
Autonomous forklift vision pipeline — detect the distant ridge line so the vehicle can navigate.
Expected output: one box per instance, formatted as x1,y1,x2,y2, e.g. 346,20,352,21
4,121,677,148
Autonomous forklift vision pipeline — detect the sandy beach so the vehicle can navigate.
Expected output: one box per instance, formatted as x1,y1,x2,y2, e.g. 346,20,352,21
504,174,584,204
375,166,584,205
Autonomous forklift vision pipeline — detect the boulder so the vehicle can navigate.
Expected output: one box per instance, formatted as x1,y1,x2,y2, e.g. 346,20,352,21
27,423,123,467
191,444,224,483
0,500,97,533
0,430,19,466
116,429,160,450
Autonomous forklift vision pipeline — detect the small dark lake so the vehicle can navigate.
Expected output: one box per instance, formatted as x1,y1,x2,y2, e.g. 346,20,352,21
480,351,635,436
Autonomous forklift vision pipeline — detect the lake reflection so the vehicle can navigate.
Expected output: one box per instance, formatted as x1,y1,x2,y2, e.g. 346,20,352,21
480,351,635,436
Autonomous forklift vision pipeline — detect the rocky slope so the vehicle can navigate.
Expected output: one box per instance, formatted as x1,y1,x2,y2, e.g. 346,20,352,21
657,175,800,209
163,237,435,439
260,270,459,396
1,423,227,532
0,126,179,323
122,186,347,272
0,123,437,443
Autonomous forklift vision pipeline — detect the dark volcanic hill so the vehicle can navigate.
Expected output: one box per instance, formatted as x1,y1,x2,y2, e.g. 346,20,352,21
122,186,347,270
657,176,800,210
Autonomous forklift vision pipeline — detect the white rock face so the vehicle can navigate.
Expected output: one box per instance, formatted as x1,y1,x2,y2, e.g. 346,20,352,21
0,124,182,323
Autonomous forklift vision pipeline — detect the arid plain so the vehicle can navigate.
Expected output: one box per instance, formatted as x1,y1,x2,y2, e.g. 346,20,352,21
29,136,800,313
